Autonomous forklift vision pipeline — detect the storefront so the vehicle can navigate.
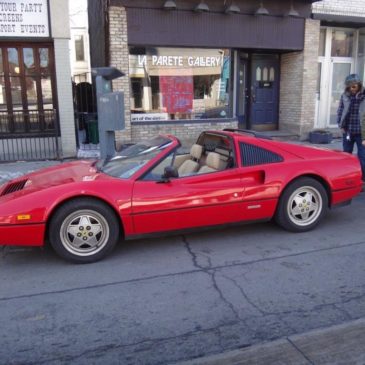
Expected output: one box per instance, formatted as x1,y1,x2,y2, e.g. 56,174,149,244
88,0,320,144
0,0,75,161
312,0,365,129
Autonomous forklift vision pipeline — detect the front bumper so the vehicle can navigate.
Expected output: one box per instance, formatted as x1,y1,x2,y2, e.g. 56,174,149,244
0,223,45,246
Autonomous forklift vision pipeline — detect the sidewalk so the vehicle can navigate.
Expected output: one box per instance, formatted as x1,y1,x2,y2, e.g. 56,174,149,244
0,160,62,185
176,317,365,365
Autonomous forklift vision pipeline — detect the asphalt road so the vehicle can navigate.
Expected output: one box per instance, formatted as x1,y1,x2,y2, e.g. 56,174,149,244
1,192,365,365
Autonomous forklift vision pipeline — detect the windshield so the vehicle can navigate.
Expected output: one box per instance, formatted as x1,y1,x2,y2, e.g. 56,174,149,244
98,136,173,179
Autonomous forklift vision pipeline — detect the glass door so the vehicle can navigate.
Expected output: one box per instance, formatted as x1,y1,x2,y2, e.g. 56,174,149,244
328,61,352,126
316,27,355,128
358,28,365,82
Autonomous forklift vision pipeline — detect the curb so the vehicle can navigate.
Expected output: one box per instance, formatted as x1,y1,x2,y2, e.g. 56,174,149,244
176,318,365,365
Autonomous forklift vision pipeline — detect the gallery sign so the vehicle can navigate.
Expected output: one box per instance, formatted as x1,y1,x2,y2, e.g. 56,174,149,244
138,55,223,68
0,0,49,37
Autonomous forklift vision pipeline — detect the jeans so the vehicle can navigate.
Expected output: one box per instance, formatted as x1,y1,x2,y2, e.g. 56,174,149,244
342,133,365,181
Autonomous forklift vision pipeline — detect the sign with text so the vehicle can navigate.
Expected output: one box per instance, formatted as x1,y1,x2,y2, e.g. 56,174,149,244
131,113,169,122
0,0,49,37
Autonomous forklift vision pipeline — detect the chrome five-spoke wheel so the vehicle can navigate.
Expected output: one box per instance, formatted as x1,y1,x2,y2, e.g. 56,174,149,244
275,177,328,232
49,198,120,263
287,186,322,227
60,210,110,256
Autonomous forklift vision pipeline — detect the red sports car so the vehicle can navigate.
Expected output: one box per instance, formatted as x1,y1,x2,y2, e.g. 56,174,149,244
0,129,362,263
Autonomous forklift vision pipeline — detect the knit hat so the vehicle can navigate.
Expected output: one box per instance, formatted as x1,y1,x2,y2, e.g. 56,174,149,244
345,73,362,86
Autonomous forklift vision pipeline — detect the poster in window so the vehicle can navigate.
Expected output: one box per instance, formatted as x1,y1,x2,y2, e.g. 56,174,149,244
160,76,193,114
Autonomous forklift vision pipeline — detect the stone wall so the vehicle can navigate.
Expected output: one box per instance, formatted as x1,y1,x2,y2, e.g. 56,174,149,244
131,120,238,145
109,6,132,143
280,19,320,139
312,0,365,17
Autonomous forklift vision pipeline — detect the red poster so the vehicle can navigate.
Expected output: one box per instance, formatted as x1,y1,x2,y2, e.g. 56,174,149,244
160,76,193,114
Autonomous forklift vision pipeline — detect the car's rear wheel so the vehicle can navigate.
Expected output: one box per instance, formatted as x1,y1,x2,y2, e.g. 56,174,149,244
275,177,328,232
49,198,120,263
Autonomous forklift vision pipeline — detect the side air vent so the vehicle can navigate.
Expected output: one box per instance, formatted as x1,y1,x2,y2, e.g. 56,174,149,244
240,143,283,167
1,179,28,196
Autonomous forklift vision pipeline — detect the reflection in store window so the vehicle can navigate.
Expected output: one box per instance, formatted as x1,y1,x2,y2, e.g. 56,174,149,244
75,35,85,62
319,28,326,57
263,67,268,81
256,67,261,81
331,30,353,57
129,47,231,121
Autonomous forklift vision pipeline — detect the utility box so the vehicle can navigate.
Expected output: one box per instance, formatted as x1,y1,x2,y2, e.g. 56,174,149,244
98,92,125,131
92,67,125,159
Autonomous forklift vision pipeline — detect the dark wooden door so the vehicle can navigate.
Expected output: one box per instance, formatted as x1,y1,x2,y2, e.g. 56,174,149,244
249,55,279,129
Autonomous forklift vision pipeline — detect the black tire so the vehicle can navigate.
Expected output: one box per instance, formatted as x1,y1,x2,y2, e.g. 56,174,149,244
49,198,120,263
275,177,328,232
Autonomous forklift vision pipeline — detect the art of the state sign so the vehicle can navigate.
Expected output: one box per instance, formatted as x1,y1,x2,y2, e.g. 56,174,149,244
0,1,49,37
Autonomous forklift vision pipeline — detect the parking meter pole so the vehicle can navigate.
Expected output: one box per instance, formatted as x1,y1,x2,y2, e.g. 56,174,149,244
95,75,114,159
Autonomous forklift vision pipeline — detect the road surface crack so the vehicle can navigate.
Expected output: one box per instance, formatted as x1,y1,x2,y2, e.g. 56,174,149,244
182,235,242,322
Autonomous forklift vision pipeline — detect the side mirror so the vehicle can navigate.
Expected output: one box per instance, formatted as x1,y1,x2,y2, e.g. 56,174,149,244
158,166,178,183
164,166,178,178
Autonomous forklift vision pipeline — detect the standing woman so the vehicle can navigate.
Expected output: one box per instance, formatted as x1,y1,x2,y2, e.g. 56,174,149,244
337,73,365,182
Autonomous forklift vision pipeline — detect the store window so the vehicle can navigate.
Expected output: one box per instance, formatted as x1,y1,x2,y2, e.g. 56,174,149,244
129,47,231,122
331,30,354,57
319,28,326,57
0,44,56,135
75,35,85,62
358,30,365,82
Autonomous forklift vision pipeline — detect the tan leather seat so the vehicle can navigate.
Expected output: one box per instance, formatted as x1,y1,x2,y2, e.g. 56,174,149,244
198,152,221,174
178,144,203,176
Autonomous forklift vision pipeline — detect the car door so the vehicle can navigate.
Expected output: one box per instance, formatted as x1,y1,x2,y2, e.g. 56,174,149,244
237,140,282,220
131,168,245,235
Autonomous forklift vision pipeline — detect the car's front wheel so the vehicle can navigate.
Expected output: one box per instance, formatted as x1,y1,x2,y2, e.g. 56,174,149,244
275,177,328,232
49,198,120,263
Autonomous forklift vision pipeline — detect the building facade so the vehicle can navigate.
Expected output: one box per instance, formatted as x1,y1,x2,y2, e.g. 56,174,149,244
313,0,365,130
69,0,91,81
0,0,75,161
88,0,321,145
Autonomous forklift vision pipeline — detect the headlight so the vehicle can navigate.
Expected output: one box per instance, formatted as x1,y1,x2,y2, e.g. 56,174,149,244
24,179,32,188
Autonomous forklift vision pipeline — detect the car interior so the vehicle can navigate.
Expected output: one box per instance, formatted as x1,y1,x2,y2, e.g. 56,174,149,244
173,133,235,177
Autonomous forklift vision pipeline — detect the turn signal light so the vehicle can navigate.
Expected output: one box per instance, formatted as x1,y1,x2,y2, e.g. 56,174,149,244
17,214,31,221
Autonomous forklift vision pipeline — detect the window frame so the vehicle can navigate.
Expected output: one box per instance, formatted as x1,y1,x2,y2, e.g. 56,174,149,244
0,42,57,136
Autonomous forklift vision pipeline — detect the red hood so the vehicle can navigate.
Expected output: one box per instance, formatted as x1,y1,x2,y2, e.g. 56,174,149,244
0,160,107,197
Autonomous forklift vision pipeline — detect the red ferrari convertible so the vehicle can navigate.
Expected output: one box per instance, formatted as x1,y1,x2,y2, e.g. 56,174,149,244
0,129,362,263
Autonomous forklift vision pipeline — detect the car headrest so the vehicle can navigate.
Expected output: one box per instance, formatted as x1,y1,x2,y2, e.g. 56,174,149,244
206,152,221,170
190,144,203,160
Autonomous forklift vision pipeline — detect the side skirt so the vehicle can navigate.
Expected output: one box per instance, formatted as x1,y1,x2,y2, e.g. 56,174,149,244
125,217,271,241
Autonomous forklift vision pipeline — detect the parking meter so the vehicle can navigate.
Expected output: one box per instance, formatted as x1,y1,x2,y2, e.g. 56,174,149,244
92,67,125,159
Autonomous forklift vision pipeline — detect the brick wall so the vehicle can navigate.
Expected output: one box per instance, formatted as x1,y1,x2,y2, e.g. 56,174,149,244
109,6,132,144
280,19,320,139
130,121,238,146
313,0,365,17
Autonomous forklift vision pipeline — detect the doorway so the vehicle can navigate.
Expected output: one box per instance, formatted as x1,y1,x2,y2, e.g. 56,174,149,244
249,55,279,131
316,27,355,128
237,54,248,129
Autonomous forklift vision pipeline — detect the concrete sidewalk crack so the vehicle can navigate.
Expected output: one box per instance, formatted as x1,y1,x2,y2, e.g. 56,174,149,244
287,337,316,365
